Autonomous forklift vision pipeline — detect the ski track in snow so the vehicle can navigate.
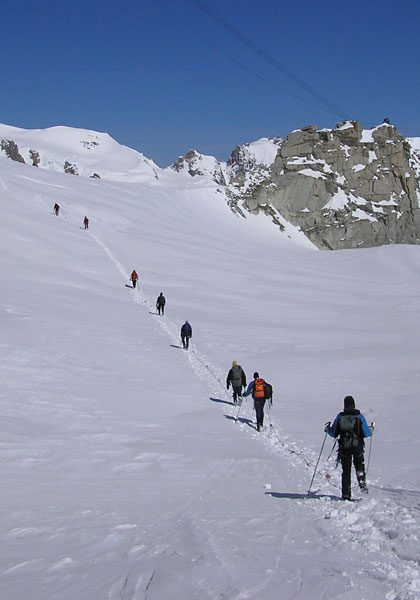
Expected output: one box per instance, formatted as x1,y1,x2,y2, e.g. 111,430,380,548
0,171,419,598
90,231,420,600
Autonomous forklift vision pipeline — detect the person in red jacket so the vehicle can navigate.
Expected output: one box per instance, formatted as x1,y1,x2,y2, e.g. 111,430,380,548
83,216,89,230
130,270,139,288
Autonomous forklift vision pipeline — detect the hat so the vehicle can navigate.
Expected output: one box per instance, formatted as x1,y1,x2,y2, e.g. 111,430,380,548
232,360,237,366
344,395,355,410
254,372,259,379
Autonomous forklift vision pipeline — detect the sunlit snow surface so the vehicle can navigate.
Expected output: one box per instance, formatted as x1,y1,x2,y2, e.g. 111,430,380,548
0,156,419,600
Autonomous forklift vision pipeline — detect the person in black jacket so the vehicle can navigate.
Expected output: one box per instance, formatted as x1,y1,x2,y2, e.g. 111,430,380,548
226,361,247,405
156,292,166,316
180,321,192,349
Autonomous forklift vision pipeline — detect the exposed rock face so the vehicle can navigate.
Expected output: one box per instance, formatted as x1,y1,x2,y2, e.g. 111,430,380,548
63,160,79,175
171,150,228,186
29,149,40,166
0,140,25,163
237,122,420,249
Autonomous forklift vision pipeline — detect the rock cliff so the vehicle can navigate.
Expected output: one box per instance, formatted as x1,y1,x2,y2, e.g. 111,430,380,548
233,121,420,249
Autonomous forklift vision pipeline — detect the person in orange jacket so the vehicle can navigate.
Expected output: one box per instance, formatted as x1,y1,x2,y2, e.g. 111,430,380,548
130,270,139,288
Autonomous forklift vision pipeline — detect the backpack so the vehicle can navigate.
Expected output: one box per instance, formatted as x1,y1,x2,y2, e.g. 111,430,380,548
338,414,360,450
231,365,243,387
264,382,273,401
254,378,265,399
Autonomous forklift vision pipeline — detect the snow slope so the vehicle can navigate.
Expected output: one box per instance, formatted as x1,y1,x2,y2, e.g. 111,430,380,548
0,157,419,600
0,123,160,182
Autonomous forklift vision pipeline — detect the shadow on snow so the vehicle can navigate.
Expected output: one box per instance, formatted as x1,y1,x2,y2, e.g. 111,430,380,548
267,491,342,501
224,415,257,430
209,397,234,406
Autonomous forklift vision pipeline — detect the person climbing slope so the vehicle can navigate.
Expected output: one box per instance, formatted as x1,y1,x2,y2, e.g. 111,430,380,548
180,321,192,349
130,270,139,289
53,203,60,216
325,395,373,501
243,372,269,431
156,292,166,316
226,361,246,405
83,216,89,230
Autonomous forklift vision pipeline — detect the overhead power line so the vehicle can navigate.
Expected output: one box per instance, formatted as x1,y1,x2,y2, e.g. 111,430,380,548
187,0,350,120
156,0,345,116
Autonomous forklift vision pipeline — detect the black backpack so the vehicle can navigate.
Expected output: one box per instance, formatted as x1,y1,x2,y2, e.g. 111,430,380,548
264,382,273,401
338,414,360,449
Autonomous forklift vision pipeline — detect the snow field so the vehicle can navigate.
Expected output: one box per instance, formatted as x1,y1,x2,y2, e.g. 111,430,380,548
0,157,419,599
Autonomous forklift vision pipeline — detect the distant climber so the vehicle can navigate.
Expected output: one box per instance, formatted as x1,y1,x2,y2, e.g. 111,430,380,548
243,372,271,431
156,292,166,316
130,270,139,289
83,216,89,230
325,395,373,501
53,203,60,216
383,117,390,124
180,321,192,349
226,361,246,405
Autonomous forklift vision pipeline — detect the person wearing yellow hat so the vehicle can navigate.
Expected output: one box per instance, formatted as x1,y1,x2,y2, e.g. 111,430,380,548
226,360,247,405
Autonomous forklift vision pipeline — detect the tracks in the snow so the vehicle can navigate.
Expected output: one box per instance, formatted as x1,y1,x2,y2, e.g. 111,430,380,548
91,231,420,600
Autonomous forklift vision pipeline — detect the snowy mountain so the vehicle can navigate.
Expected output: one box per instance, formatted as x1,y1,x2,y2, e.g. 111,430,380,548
2,121,420,251
173,123,420,250
171,137,282,192
0,141,420,599
0,123,160,182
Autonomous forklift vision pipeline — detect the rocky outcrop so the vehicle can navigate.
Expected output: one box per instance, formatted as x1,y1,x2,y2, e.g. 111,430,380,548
0,140,25,163
241,122,420,249
63,160,79,175
171,125,420,249
171,150,228,186
29,149,40,166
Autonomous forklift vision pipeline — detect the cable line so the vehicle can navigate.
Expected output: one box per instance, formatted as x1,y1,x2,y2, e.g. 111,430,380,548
156,0,342,115
187,0,350,119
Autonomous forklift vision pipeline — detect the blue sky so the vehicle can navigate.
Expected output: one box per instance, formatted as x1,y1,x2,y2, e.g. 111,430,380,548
1,0,419,165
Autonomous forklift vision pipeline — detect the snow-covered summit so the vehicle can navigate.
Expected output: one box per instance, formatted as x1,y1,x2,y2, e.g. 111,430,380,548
0,123,160,182
228,136,281,172
170,137,282,189
170,149,229,186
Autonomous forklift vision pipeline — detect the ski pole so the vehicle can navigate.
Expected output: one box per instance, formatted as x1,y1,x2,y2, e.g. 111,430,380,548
325,439,337,462
366,422,375,475
266,400,274,433
308,429,328,494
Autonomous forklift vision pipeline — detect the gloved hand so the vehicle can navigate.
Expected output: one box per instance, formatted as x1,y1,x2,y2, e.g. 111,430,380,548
369,422,375,434
324,421,331,433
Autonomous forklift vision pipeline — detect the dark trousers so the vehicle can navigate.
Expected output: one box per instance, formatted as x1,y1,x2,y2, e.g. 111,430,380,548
132,280,137,288
254,398,266,429
340,448,366,499
232,385,243,405
182,336,190,349
84,223,88,229
157,305,164,315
